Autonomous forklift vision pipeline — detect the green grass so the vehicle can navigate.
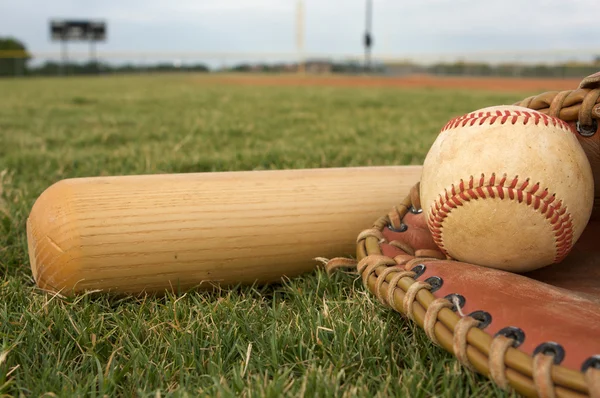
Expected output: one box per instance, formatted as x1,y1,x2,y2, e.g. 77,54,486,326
0,73,530,397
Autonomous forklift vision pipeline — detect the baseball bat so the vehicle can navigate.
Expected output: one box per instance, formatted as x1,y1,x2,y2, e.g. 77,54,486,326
26,165,422,295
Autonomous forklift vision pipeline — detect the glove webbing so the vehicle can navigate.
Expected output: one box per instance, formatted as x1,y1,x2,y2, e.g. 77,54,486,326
515,71,600,135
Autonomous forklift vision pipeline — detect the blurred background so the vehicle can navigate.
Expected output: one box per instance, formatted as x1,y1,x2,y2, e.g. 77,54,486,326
1,3,599,396
1,0,599,79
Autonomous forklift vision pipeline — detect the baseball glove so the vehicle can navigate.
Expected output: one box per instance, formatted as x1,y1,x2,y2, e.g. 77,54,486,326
320,71,600,398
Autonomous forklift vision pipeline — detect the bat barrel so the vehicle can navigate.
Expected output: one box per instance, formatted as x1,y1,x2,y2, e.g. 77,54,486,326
26,166,422,295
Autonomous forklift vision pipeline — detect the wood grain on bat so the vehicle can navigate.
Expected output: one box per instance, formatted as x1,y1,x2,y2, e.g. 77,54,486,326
27,166,422,295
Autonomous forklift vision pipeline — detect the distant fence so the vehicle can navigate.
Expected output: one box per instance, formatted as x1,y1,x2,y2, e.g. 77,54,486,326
1,49,599,78
383,62,600,79
0,50,29,76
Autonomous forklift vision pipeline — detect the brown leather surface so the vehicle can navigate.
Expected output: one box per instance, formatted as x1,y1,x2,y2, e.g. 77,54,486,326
380,235,600,371
368,210,600,396
524,221,600,298
382,211,441,254
567,118,600,220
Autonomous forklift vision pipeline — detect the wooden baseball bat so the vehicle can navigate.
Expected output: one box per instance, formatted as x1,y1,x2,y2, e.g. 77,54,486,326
26,165,422,295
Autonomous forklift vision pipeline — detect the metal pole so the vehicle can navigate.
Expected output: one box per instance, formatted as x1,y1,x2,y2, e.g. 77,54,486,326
364,0,373,72
90,39,97,74
296,0,305,74
61,40,68,76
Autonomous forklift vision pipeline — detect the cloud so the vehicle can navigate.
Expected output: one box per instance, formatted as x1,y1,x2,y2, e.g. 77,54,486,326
101,0,293,24
0,0,598,62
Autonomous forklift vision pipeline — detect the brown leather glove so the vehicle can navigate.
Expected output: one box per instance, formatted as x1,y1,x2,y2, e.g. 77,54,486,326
323,72,600,398
516,71,600,220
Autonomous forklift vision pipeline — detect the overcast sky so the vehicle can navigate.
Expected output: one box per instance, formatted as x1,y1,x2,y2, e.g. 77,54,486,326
1,0,599,64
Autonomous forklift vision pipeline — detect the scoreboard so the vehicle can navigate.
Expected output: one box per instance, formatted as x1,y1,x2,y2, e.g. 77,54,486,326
50,20,106,41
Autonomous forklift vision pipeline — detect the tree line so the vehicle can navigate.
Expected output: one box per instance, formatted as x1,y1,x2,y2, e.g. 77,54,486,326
2,36,599,78
0,37,209,77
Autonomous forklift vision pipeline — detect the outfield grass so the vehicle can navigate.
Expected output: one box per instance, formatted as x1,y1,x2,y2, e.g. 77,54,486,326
0,73,529,397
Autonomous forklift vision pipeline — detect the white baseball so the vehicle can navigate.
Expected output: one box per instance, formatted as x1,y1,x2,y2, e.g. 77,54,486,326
420,105,594,272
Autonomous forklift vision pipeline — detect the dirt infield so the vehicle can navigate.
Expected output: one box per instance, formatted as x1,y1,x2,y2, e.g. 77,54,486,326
207,73,586,93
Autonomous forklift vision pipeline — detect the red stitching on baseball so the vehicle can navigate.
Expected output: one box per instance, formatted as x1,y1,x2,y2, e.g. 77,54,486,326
441,109,572,132
428,173,573,263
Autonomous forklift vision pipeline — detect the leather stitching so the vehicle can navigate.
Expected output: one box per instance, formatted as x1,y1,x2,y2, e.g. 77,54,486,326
427,173,574,263
441,109,573,132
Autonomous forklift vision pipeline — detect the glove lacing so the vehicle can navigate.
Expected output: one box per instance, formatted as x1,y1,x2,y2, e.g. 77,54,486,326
315,181,600,397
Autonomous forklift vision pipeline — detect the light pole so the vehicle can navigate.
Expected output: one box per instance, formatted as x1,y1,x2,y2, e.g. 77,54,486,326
296,0,305,74
364,0,373,72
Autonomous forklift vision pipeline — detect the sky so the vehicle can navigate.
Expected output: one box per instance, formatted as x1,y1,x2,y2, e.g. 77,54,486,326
1,0,599,65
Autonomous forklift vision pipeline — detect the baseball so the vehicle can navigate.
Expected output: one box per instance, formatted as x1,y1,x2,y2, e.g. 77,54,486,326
420,105,594,272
